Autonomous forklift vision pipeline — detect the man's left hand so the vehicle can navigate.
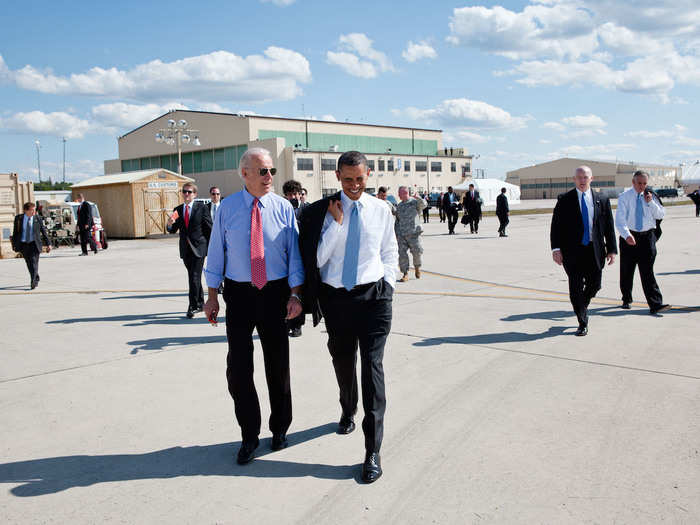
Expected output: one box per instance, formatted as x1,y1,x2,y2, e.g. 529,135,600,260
606,253,615,265
286,296,302,319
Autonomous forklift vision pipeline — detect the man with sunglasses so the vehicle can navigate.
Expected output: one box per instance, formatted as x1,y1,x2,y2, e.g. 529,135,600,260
167,182,212,318
204,147,304,465
207,186,222,221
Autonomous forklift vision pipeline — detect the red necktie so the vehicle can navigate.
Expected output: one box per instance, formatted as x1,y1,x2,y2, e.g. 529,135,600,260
184,204,190,228
250,198,267,289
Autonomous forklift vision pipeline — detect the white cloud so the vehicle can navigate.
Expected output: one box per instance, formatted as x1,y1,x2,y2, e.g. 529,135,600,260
443,129,502,145
450,1,700,101
551,143,637,158
0,111,92,139
543,122,565,131
626,130,675,139
402,41,437,62
562,114,607,128
91,102,188,131
447,3,598,60
260,0,296,5
1,48,311,103
326,52,377,78
397,98,530,130
327,33,394,78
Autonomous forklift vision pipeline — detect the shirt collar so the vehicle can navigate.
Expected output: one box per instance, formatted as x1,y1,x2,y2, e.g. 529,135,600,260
242,187,273,208
340,190,367,209
576,188,590,199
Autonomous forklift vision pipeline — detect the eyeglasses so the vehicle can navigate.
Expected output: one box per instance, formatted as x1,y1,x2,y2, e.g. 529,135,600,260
182,189,194,194
210,192,220,196
259,168,277,176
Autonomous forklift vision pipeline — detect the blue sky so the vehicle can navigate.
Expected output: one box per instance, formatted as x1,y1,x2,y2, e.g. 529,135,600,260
2,0,699,182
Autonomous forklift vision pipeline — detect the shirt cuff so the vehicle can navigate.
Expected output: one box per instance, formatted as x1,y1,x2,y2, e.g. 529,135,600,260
552,248,561,252
204,269,223,289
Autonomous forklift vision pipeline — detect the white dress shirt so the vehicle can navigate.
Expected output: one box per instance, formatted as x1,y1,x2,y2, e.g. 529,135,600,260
317,191,398,288
210,202,219,220
615,187,665,238
576,188,594,233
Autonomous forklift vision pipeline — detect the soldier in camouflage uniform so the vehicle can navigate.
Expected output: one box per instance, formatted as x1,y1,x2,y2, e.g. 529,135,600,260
395,186,426,282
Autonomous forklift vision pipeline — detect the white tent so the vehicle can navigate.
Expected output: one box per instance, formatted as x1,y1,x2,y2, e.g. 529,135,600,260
453,179,521,206
680,161,700,187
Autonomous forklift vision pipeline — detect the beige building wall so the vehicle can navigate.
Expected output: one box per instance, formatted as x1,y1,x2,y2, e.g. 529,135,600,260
507,158,679,199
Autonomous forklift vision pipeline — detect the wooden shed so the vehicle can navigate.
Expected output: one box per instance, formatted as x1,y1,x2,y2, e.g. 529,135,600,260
71,169,194,238
0,173,34,258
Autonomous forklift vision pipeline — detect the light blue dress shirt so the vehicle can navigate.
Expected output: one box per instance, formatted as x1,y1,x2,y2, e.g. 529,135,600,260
204,188,304,289
23,215,33,242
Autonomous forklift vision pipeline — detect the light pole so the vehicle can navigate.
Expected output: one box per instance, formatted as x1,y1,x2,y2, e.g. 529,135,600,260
155,118,201,175
34,140,42,183
62,137,66,183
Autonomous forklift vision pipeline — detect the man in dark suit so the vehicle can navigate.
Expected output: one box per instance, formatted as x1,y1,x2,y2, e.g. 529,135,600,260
76,193,98,255
299,150,398,483
688,187,700,217
550,166,617,336
12,202,51,289
167,183,212,318
496,187,510,237
206,186,222,222
442,186,459,234
462,183,482,234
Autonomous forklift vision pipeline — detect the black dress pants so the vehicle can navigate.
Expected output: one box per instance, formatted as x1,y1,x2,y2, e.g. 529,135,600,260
20,242,40,285
422,207,429,223
224,278,292,442
563,244,602,327
79,228,97,254
319,279,392,453
182,251,205,309
470,215,480,233
446,207,458,233
497,213,509,234
619,232,663,309
439,207,446,222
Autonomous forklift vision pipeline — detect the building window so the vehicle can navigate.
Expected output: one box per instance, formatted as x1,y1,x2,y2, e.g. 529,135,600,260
465,164,470,172
297,158,313,171
416,161,427,172
321,158,336,171
451,162,456,172
387,160,394,171
431,161,442,172
367,160,375,170
378,159,385,171
404,160,411,171
214,148,225,171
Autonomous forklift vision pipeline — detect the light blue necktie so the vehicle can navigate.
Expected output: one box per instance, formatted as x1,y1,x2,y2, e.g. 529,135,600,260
342,203,360,291
635,193,644,231
581,193,590,245
24,216,32,242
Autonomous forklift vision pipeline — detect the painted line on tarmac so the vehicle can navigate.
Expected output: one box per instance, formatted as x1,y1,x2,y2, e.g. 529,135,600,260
418,268,571,296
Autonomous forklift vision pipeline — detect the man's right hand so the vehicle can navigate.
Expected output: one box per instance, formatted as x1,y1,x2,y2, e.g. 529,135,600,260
625,235,636,246
328,199,343,224
552,250,563,265
204,296,219,323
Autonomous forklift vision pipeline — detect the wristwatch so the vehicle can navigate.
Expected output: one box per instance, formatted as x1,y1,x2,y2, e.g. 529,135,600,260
290,293,302,302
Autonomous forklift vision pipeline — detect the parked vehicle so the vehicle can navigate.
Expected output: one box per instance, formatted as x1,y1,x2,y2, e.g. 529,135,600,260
651,187,681,198
37,200,108,249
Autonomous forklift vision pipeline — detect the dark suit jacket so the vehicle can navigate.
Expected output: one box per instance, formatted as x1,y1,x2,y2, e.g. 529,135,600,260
298,193,339,326
442,192,458,211
77,201,94,229
496,193,509,215
167,201,212,259
463,191,482,218
550,188,617,270
12,213,49,252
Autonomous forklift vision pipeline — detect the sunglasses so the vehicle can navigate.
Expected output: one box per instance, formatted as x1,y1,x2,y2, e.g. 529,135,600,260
259,168,277,176
182,189,194,194
210,192,221,196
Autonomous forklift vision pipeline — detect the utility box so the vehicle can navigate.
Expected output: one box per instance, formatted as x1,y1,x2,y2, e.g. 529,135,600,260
0,173,35,258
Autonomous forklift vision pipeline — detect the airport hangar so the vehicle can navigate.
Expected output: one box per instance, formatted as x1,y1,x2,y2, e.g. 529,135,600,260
505,158,680,200
104,110,474,201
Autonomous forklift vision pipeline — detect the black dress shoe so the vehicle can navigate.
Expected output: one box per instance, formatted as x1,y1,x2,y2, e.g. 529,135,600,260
30,282,37,290
271,433,288,451
289,327,302,338
186,308,195,319
237,438,259,465
650,304,671,314
575,326,588,336
337,415,356,435
621,302,631,309
362,452,382,483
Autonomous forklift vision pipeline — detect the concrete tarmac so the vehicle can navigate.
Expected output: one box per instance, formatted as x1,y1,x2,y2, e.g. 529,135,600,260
1,204,698,524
